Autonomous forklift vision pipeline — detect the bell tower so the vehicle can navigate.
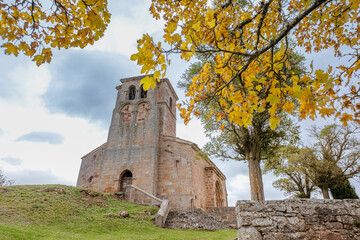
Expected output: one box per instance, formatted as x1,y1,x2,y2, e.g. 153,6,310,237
77,75,228,211
96,75,178,201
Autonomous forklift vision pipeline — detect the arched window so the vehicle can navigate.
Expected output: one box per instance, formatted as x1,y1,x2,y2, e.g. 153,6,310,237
129,86,136,100
119,170,133,192
140,85,147,98
169,97,173,112
215,180,224,207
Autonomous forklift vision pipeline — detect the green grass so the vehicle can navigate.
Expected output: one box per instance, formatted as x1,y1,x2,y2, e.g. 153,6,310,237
0,185,237,240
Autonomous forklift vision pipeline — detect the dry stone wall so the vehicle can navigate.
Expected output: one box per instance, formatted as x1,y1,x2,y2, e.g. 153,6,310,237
165,209,234,230
236,199,360,240
210,207,237,229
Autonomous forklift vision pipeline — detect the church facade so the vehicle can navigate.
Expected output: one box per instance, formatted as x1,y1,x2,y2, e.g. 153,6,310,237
76,75,228,210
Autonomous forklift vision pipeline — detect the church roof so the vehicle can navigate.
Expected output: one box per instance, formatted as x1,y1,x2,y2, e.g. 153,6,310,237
81,142,107,159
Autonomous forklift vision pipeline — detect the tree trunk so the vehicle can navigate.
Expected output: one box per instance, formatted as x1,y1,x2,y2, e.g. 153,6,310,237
248,155,265,201
321,187,330,199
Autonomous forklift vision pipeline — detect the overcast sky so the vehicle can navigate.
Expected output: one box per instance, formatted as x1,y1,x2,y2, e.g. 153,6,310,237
0,0,357,205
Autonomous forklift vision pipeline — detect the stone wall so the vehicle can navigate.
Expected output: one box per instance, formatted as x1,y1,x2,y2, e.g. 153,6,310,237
210,207,237,229
165,209,234,230
157,136,228,210
236,199,360,240
125,185,161,206
76,143,106,189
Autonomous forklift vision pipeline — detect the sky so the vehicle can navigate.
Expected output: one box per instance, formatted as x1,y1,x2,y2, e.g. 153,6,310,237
0,0,358,205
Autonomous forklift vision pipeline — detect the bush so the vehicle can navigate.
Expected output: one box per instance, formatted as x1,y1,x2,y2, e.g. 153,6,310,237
330,179,359,199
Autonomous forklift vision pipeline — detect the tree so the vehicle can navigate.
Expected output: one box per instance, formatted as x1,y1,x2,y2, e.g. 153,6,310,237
266,124,360,199
132,0,360,129
0,169,14,187
0,0,110,65
330,179,359,199
178,51,302,200
308,124,360,199
264,147,317,198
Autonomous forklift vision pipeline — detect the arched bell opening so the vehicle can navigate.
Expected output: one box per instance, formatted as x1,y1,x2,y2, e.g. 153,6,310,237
119,170,133,192
128,86,136,100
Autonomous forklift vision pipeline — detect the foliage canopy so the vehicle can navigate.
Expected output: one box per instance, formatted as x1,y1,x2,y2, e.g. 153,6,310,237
0,0,110,65
177,45,302,200
132,0,360,129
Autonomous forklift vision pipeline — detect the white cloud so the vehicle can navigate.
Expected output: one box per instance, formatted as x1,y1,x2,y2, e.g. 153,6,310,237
228,174,251,205
176,119,209,148
5,64,50,107
87,0,164,56
0,157,22,166
0,58,108,185
5,168,73,186
0,104,107,183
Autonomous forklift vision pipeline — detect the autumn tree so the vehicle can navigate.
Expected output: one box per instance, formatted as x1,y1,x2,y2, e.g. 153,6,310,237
264,147,317,198
132,0,360,131
0,0,110,65
178,51,302,200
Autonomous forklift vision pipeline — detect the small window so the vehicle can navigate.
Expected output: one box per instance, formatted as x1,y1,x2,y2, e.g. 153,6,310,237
129,86,136,100
175,160,180,168
89,176,94,183
169,97,173,112
140,85,147,98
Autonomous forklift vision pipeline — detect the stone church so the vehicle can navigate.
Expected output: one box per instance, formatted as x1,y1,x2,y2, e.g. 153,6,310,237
77,75,228,210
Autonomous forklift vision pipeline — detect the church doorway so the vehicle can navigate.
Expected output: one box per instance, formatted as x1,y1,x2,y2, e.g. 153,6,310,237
215,180,224,207
119,170,133,192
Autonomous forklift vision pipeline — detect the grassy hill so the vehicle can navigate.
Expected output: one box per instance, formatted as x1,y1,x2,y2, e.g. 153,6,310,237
0,185,237,240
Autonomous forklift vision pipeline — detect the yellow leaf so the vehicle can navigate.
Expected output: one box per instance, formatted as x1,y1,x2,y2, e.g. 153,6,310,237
2,43,19,56
32,55,44,66
130,53,138,61
140,76,156,90
165,20,178,34
269,116,280,130
258,106,265,113
267,94,279,105
205,9,216,28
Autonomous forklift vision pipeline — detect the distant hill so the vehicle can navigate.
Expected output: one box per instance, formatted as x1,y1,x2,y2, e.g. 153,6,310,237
0,185,236,240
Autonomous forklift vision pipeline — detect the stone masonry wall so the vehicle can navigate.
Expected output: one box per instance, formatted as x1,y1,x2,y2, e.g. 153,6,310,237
165,209,234,230
157,137,195,210
125,186,161,206
157,79,177,137
191,152,210,210
76,143,106,189
236,199,360,240
98,76,159,195
210,207,237,229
